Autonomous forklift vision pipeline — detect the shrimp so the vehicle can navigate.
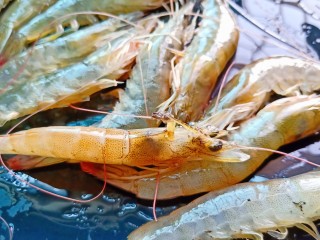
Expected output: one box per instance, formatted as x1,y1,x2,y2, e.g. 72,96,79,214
0,0,58,56
0,12,142,91
100,58,320,199
159,0,239,122
5,55,320,200
0,124,248,167
2,0,169,59
128,170,320,240
95,2,193,129
0,26,149,126
198,56,320,132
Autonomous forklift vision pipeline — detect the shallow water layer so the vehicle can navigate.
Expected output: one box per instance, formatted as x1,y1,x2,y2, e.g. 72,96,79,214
1,0,320,239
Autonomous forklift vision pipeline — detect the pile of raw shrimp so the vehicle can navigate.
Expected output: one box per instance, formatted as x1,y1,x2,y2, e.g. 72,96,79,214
1,0,320,239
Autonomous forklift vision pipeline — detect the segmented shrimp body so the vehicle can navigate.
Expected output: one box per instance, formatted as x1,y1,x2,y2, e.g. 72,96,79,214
96,3,192,129
0,12,142,91
0,125,245,166
0,0,58,54
2,0,168,58
105,57,320,199
0,27,148,126
200,56,320,131
128,170,320,240
160,0,239,122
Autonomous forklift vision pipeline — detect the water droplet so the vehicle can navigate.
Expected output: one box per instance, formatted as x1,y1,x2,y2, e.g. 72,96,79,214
62,212,79,219
97,206,104,213
81,193,93,200
102,195,119,204
71,207,80,212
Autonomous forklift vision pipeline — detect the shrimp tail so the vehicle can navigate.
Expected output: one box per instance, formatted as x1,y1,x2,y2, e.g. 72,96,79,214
80,162,102,177
6,155,68,170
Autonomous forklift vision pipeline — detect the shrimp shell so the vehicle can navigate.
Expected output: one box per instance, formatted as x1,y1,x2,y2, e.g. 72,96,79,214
2,0,169,58
0,126,245,166
0,29,144,125
106,94,320,199
161,0,239,122
0,0,58,54
200,56,320,131
96,3,193,129
0,12,142,91
128,170,320,240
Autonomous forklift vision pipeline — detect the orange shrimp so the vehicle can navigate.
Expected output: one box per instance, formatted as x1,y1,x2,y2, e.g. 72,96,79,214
0,124,248,167
100,59,320,199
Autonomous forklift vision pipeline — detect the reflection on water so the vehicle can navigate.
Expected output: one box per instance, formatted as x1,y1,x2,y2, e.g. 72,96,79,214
0,167,182,239
1,0,320,239
302,23,320,58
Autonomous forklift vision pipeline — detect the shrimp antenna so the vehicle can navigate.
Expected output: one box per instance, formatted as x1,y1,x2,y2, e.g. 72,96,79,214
153,172,160,222
233,144,320,168
211,61,237,114
68,104,154,120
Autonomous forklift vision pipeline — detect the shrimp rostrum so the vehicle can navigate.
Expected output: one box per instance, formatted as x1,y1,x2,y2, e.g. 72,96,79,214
128,170,320,240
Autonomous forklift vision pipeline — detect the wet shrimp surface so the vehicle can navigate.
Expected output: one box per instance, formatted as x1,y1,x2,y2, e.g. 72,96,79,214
1,0,320,239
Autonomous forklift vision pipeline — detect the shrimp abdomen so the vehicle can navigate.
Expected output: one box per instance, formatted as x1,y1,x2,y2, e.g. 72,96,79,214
0,127,128,163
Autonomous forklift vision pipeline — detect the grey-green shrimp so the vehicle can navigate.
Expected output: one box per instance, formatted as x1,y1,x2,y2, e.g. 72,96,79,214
0,0,57,54
128,170,320,240
102,57,320,200
159,0,239,122
0,26,150,126
198,56,320,132
0,12,143,92
96,2,193,129
2,0,170,59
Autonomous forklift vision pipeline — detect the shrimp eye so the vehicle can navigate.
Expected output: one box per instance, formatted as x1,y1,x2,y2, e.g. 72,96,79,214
209,131,218,138
208,141,223,151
